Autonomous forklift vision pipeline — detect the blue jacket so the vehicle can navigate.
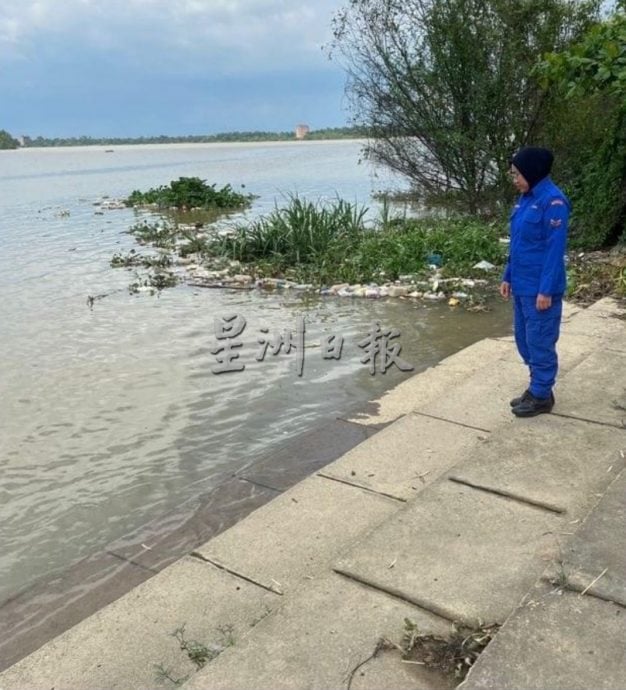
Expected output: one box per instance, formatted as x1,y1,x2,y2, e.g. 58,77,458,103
502,177,570,297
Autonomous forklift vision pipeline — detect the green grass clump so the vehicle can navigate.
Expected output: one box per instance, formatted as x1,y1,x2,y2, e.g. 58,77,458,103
211,196,367,265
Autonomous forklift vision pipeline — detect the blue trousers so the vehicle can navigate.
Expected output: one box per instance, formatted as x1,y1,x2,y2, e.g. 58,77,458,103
513,295,562,399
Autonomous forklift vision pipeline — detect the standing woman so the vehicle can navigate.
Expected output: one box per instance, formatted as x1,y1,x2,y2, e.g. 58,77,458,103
500,147,571,417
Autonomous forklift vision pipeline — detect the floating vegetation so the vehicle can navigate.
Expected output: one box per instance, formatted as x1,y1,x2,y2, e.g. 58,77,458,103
125,176,254,211
111,250,172,269
128,221,178,248
129,271,179,294
103,180,508,307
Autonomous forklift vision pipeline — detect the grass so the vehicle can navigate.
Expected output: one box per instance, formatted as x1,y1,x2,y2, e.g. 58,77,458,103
208,195,506,285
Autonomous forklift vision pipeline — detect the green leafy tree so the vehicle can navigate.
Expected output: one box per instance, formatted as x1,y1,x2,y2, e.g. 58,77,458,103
0,129,19,149
330,0,599,214
538,3,626,246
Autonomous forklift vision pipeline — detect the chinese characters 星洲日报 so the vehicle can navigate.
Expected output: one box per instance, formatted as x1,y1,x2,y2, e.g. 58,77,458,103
210,313,414,376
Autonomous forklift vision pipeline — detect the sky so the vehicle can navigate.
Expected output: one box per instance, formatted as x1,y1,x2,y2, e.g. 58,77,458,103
0,0,350,137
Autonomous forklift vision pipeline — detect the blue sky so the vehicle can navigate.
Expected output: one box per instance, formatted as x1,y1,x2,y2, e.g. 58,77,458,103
0,0,350,137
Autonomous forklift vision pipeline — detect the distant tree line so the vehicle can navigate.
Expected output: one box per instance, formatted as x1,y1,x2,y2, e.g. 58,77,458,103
0,129,19,149
7,127,368,148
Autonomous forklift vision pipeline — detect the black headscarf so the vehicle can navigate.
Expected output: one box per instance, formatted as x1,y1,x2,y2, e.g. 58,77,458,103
511,147,554,189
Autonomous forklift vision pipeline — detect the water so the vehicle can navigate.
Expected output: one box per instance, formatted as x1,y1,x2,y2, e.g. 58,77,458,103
0,141,511,603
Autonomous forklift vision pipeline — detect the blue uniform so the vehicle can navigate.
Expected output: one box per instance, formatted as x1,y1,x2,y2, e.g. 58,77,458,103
502,177,570,399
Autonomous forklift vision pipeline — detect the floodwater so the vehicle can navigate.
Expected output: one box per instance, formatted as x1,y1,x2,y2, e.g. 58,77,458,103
0,140,512,602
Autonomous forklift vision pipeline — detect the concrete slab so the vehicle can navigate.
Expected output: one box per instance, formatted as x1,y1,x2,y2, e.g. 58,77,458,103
556,333,611,373
346,339,511,426
561,307,626,340
105,477,279,571
606,329,626,353
237,419,387,491
319,414,487,501
0,475,278,674
0,556,278,690
460,582,626,690
543,470,626,607
0,551,153,674
562,301,583,320
553,349,626,429
195,476,401,594
496,333,603,374
448,415,624,516
415,359,526,432
584,296,626,318
184,572,456,690
335,480,563,626
349,651,455,690
434,337,513,372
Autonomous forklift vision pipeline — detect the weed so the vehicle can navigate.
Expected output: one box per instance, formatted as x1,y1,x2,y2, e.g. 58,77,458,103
154,664,188,686
548,559,571,591
400,618,499,680
179,233,210,257
171,623,235,670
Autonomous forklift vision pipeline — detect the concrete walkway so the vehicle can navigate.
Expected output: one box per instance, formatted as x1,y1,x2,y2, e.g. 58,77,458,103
1,298,625,690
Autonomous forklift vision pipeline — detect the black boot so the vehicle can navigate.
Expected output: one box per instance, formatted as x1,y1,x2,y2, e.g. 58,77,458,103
512,391,555,417
510,390,555,408
510,389,531,407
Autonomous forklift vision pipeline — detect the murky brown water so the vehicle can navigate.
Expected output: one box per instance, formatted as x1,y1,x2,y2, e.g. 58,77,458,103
0,141,512,602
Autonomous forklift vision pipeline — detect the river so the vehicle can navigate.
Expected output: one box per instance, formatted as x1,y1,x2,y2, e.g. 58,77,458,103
0,140,511,603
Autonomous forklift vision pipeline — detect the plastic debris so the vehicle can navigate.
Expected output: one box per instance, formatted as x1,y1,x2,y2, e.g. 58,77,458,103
473,260,496,271
426,253,443,267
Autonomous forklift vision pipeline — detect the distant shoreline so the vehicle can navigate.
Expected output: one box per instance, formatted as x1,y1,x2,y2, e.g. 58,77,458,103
14,127,369,149
11,138,368,153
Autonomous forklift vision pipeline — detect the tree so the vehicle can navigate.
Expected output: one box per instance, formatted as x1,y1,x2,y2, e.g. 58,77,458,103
0,129,19,150
538,3,626,245
330,0,599,214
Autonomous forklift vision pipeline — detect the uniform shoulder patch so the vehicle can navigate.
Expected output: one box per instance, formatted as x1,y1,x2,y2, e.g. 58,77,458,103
550,199,565,206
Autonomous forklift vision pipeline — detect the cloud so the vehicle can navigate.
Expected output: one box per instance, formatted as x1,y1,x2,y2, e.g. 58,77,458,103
0,0,350,136
0,0,344,74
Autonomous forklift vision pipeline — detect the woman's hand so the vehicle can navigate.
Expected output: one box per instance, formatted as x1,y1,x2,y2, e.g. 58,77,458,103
499,281,511,300
536,293,552,310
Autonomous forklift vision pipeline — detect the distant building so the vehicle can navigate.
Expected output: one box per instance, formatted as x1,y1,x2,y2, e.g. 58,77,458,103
295,124,310,140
